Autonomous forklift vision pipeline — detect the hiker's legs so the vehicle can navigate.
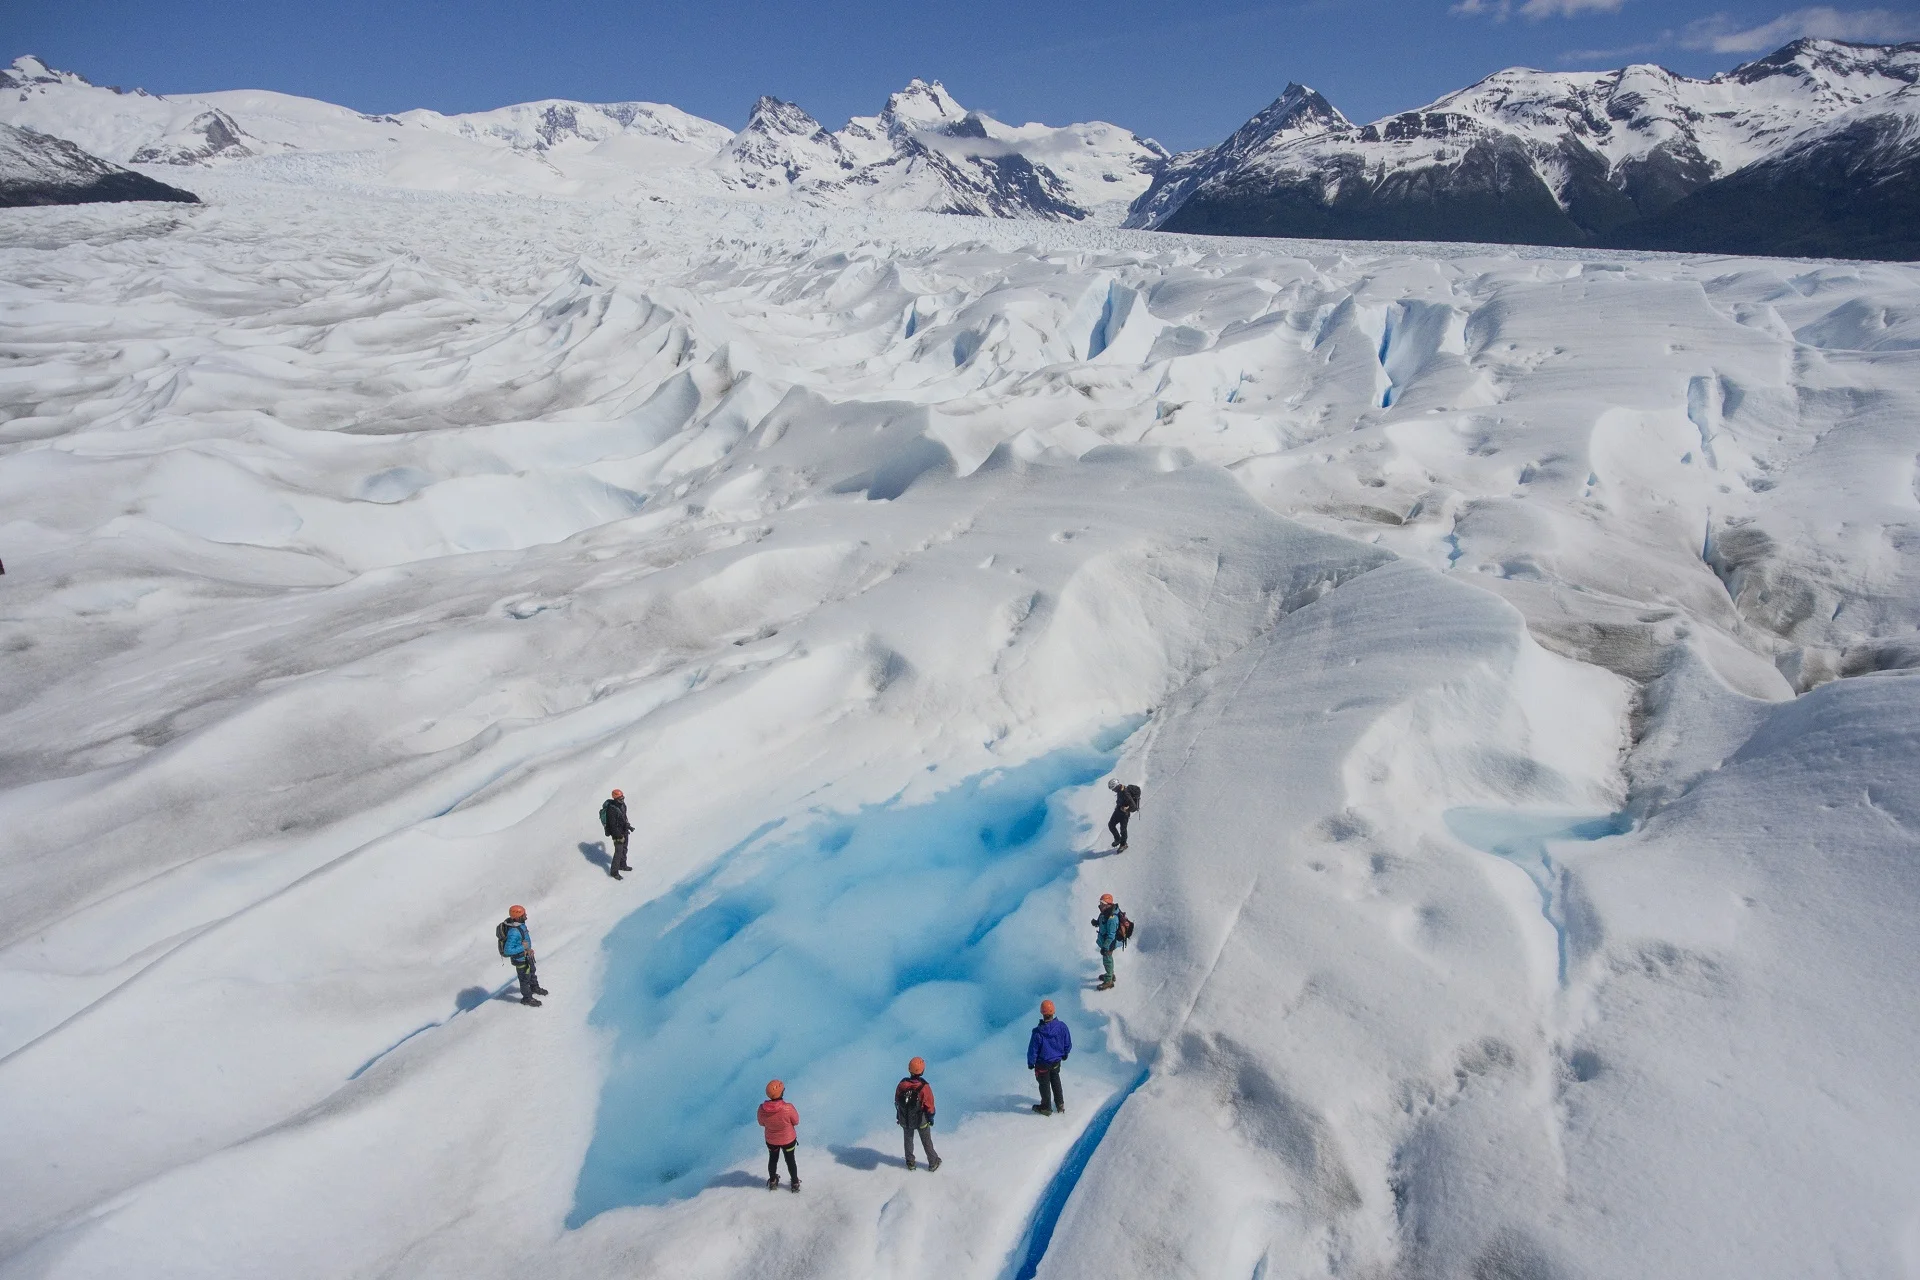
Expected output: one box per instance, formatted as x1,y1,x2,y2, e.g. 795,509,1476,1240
781,1144,799,1182
917,1126,939,1162
903,1126,917,1166
1045,1064,1065,1111
1108,811,1125,846
1036,1067,1053,1109
612,835,629,872
767,1145,781,1179
514,957,537,1000
1102,947,1116,983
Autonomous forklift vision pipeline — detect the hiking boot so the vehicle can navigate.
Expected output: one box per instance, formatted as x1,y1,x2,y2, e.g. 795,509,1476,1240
1097,977,1115,990
610,871,623,879
1032,1104,1053,1116
521,996,543,1007
532,986,550,996
906,1160,917,1171
928,1157,942,1172
789,1179,801,1193
767,1176,779,1191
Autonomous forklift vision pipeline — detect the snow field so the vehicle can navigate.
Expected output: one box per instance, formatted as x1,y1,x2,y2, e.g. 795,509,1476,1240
1,182,1919,1277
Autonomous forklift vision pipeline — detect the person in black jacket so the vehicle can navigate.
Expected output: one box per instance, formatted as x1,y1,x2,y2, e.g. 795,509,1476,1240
1106,781,1140,851
599,788,633,879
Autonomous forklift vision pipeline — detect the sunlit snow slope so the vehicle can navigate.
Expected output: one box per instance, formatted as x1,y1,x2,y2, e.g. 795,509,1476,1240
2,180,1919,1280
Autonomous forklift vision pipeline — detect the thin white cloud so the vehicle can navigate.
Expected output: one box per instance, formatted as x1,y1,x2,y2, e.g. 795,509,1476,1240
1520,0,1631,16
1559,37,1671,61
1681,6,1920,52
1453,0,1629,19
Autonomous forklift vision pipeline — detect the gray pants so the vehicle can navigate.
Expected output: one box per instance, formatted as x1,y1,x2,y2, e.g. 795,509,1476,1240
903,1123,938,1166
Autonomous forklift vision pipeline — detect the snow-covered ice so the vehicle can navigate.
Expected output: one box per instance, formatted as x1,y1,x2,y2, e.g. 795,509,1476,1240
2,172,1919,1279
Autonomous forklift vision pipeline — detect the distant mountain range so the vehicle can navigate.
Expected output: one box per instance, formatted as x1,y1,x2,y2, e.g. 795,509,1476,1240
3,42,1915,259
1133,39,1920,260
0,56,1163,222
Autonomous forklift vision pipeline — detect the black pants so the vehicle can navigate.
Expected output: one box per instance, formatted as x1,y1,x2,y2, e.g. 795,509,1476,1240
1108,808,1130,847
766,1142,798,1182
512,955,539,999
1036,1062,1065,1111
610,834,630,873
903,1123,939,1165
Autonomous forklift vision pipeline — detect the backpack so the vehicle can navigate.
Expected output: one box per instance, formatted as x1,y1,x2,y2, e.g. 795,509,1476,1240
599,798,628,834
1124,784,1142,811
895,1077,927,1127
1116,910,1135,946
496,921,525,957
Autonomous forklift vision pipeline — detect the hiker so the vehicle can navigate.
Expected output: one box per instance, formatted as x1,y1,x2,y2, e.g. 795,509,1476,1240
1027,999,1071,1115
895,1057,942,1172
599,788,633,879
1107,780,1141,851
495,905,548,1007
1092,893,1124,989
758,1079,801,1192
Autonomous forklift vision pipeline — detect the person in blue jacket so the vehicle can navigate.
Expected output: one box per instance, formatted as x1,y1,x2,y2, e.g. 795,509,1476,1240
1027,999,1071,1115
495,905,548,1007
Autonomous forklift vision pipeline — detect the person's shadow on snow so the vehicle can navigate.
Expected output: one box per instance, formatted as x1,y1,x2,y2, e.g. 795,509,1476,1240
454,986,493,1011
830,1144,903,1171
579,840,611,871
704,1171,771,1190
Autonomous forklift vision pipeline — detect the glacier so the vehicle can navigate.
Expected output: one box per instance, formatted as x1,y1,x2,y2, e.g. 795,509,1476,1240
1,164,1919,1280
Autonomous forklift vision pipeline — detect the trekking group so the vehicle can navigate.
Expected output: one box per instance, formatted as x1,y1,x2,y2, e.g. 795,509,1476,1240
493,777,1143,1190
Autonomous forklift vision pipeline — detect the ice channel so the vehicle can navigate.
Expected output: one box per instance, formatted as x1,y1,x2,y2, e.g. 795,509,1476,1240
1443,808,1631,985
568,735,1136,1224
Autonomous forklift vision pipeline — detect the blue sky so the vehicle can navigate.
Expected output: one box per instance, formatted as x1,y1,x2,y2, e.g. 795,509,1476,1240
12,0,1920,151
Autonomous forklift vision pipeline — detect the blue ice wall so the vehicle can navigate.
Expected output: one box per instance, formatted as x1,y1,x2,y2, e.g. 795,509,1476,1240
569,741,1127,1223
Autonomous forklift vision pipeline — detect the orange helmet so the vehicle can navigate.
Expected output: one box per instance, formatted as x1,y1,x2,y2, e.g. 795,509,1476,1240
766,1079,784,1099
611,788,624,799
1099,893,1115,905
1040,999,1056,1017
507,905,527,920
908,1056,926,1075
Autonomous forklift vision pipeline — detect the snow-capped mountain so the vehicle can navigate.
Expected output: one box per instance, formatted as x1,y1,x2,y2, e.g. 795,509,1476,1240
1616,82,1920,259
0,58,1162,222
714,78,1165,220
1133,39,1920,254
0,119,198,206
1128,83,1349,231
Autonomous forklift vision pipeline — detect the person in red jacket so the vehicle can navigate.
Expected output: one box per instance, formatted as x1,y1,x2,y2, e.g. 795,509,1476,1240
757,1079,801,1192
895,1056,942,1172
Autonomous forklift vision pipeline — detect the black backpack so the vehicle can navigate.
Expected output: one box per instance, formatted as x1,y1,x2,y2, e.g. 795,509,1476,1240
895,1077,927,1127
1124,784,1142,811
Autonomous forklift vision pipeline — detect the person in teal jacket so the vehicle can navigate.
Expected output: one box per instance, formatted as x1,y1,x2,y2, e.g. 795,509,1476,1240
495,905,548,1007
1092,893,1123,989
